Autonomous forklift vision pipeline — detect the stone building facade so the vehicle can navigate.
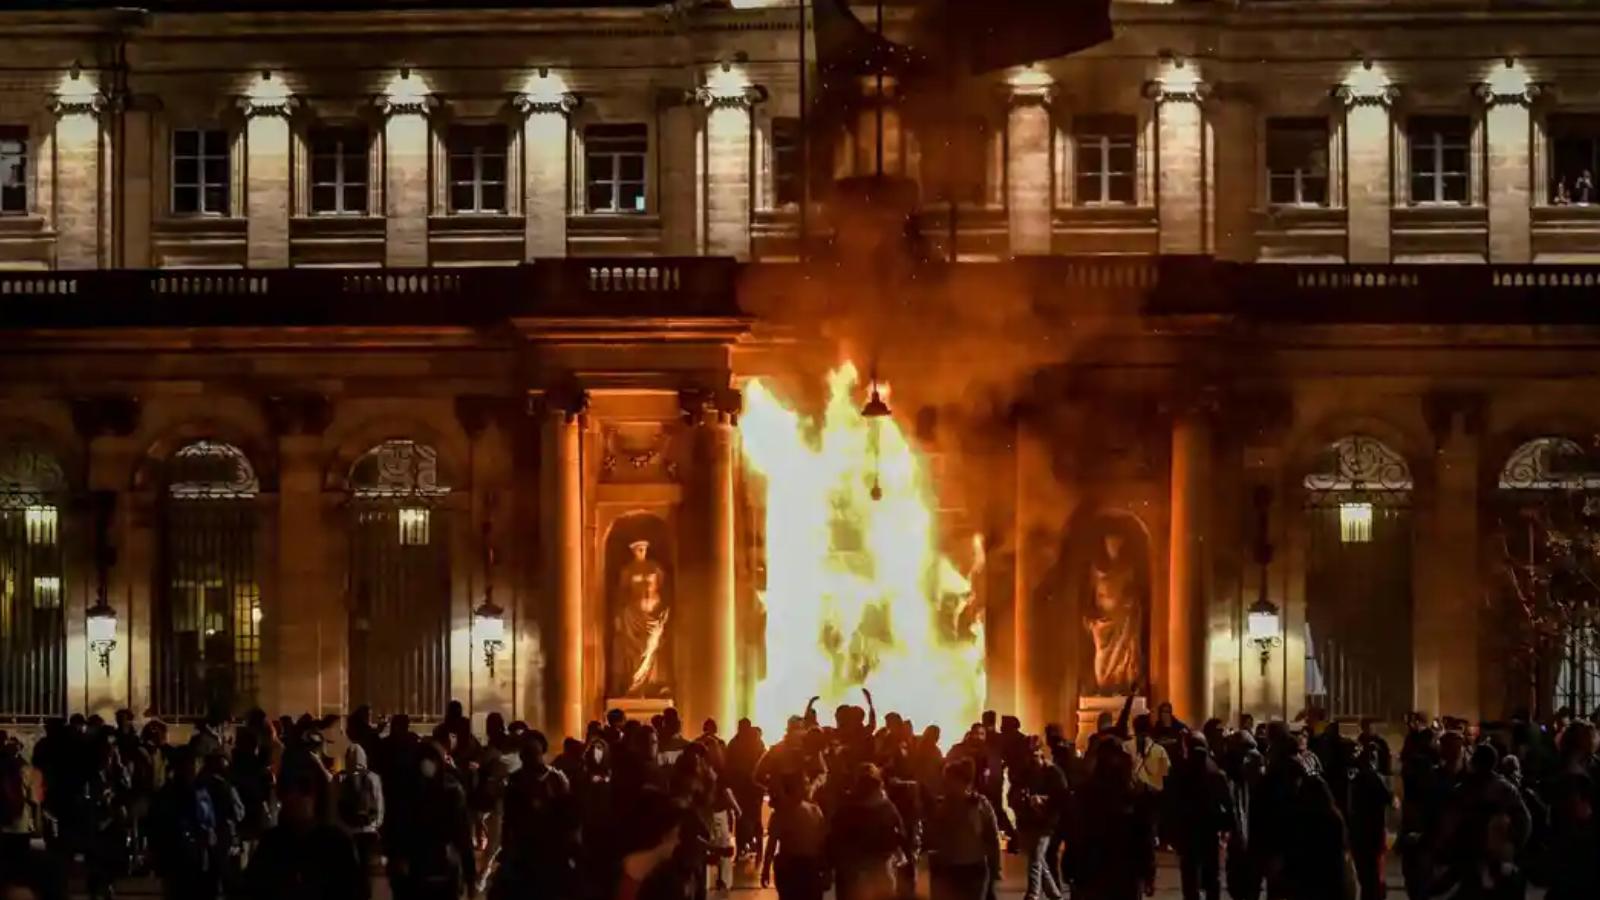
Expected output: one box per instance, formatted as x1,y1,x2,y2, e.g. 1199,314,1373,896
3,0,1600,737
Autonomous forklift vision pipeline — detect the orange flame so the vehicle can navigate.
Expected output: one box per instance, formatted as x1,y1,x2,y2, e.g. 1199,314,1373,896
741,363,985,739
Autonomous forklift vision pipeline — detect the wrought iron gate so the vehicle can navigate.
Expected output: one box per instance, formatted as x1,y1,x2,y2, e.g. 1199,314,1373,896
1303,435,1414,721
155,442,261,719
0,442,66,720
348,440,451,720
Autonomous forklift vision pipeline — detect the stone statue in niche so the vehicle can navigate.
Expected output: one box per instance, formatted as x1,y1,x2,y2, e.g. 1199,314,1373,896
1081,519,1149,696
609,534,673,698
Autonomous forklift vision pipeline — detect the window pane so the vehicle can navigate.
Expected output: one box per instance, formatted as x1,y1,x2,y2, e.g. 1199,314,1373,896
174,185,199,214
311,184,338,213
480,184,505,212
619,154,645,181
451,184,476,213
622,182,645,212
201,130,227,155
1075,144,1103,177
1411,175,1435,204
1409,144,1435,178
586,152,610,180
1267,118,1327,172
343,185,367,214
587,183,613,212
1269,175,1295,206
1107,145,1134,175
1075,173,1103,204
1441,148,1469,175
344,152,368,186
481,154,506,183
449,154,474,184
1442,174,1468,204
173,130,199,155
174,157,198,186
203,184,228,214
311,155,337,184
203,158,228,186
1301,176,1327,206
1,184,25,213
1107,173,1135,205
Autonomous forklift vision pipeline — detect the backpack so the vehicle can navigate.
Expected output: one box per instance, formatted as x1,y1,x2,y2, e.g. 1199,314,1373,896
338,769,379,828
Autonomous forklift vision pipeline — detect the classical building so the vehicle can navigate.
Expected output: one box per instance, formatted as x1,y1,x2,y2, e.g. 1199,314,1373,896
3,0,1600,738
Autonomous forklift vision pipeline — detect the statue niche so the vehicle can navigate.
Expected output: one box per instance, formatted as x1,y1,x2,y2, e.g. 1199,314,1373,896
1077,514,1150,697
605,514,675,699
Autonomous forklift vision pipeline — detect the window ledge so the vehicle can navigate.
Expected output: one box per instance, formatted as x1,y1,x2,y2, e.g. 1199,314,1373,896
568,213,662,231
0,215,51,235
155,216,247,234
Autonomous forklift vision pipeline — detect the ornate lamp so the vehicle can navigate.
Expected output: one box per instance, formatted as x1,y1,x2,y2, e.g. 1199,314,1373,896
1247,596,1282,675
87,598,118,675
860,382,892,419
473,598,506,677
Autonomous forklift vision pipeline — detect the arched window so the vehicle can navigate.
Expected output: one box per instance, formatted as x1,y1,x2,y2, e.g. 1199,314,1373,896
1302,435,1414,721
349,439,451,719
155,440,261,719
0,440,67,720
1496,437,1600,717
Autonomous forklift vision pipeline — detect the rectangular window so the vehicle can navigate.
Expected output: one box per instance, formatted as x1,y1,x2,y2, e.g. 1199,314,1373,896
1073,114,1137,205
1408,116,1470,205
1266,118,1329,207
771,117,803,207
447,124,508,214
171,129,231,215
0,127,26,215
309,126,369,215
1549,115,1600,205
585,123,648,214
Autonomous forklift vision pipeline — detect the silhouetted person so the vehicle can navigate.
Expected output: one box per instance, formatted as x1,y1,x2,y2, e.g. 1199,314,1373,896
925,759,1000,900
491,730,577,900
248,768,366,900
1066,740,1155,900
148,747,221,900
761,772,828,900
388,741,473,900
1169,734,1231,900
828,764,905,900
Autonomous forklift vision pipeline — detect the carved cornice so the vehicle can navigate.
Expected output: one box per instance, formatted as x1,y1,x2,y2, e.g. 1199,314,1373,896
691,83,768,111
237,94,300,119
529,386,589,423
1334,83,1400,108
70,395,141,440
261,393,332,437
1142,79,1210,105
513,91,583,116
1474,81,1543,107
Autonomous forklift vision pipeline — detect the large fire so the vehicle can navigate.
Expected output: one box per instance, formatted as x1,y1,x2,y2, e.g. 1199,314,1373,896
740,363,985,741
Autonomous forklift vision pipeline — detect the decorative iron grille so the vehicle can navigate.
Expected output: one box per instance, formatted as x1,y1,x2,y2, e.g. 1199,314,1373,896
0,441,66,721
348,440,451,719
1303,435,1414,721
155,441,261,720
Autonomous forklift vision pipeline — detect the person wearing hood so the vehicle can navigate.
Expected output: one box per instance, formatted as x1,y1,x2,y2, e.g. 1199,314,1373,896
827,764,906,900
924,758,1000,900
337,743,385,878
489,731,576,900
1168,734,1232,900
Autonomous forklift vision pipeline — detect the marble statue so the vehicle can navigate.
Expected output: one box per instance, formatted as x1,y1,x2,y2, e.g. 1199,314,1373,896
1083,530,1144,694
610,539,672,698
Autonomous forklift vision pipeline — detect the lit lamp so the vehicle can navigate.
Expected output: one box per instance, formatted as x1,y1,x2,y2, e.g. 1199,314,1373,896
473,599,506,677
1247,596,1282,675
87,598,118,675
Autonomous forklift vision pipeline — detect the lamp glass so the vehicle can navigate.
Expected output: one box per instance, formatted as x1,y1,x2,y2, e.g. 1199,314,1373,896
1247,606,1280,643
1339,502,1373,543
475,607,506,645
87,608,117,644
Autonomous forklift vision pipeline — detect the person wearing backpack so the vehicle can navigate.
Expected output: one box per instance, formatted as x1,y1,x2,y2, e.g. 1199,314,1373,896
338,743,386,879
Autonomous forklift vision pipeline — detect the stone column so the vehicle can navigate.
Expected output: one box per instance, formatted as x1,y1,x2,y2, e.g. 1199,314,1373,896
377,86,436,268
697,84,765,261
659,90,701,256
240,89,297,269
541,390,587,740
1477,74,1538,264
1338,78,1399,264
1006,80,1054,256
514,91,580,260
71,396,142,715
263,394,334,717
49,85,106,270
1417,394,1483,721
1145,76,1210,255
1167,408,1212,724
695,390,739,728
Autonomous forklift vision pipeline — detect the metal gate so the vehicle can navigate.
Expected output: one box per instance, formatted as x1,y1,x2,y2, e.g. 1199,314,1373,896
0,442,66,721
1303,435,1414,721
155,441,261,720
348,440,451,720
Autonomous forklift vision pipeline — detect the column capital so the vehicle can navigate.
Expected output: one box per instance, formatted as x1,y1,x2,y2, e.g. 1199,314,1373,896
50,92,108,117
1335,82,1400,108
237,94,300,119
529,386,589,423
691,83,768,111
1005,82,1055,110
513,91,583,116
1475,81,1543,107
1143,79,1210,105
374,93,438,117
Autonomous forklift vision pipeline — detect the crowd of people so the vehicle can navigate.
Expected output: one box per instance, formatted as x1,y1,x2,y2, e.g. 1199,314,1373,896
2,691,1599,900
